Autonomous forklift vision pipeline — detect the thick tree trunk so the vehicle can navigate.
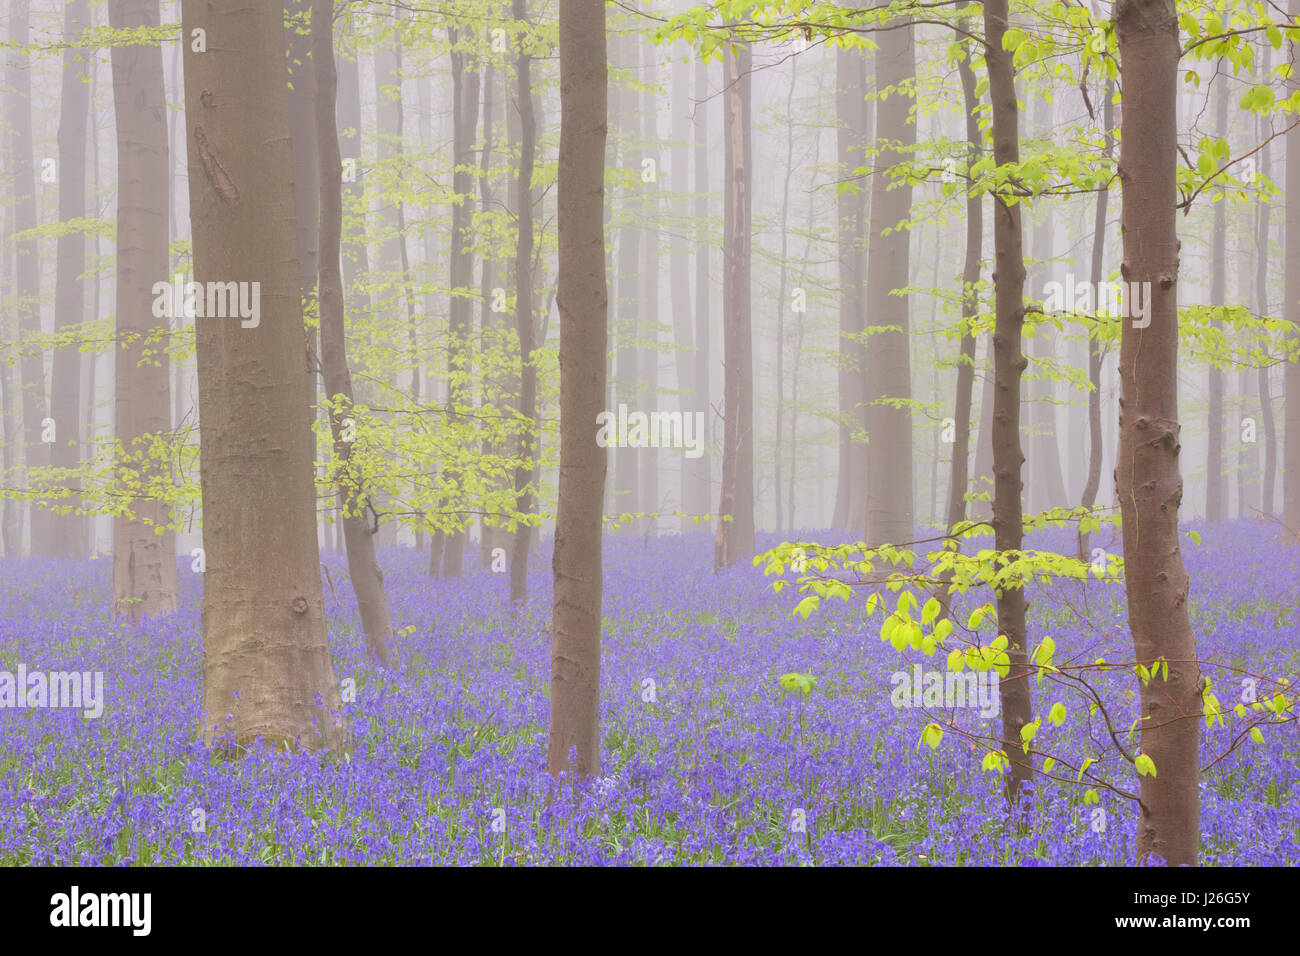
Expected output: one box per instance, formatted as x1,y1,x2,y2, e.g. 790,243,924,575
834,48,866,533
548,0,607,780
50,0,92,558
714,42,755,569
182,0,345,752
864,21,915,546
1115,0,1202,865
314,0,392,666
509,0,539,602
985,0,1033,805
109,0,179,620
944,30,983,532
287,0,320,431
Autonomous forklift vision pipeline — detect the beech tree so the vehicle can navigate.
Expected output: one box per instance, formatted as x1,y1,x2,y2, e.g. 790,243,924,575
181,0,345,752
108,0,178,620
547,0,607,780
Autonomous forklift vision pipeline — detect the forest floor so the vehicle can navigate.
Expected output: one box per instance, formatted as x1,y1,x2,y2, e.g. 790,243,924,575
1,520,1296,865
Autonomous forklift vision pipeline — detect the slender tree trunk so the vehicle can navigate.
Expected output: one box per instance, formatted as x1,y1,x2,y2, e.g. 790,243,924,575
864,20,915,546
109,0,178,620
1206,73,1227,522
441,29,479,574
478,53,505,565
670,51,694,525
834,47,866,533
944,29,983,532
5,0,47,555
509,0,538,602
1285,0,1300,535
714,42,755,569
314,0,392,666
692,58,711,517
0,194,16,554
1080,78,1114,557
774,58,798,532
985,0,1033,805
1255,73,1277,517
50,0,92,558
1115,0,1202,864
548,0,607,781
613,31,640,531
640,41,660,535
182,0,345,752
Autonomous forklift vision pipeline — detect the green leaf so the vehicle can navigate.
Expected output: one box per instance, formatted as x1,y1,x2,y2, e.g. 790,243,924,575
922,597,941,625
1135,753,1157,778
1048,702,1067,726
921,722,944,750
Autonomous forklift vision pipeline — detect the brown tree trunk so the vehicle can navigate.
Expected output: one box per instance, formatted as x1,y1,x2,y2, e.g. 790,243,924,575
548,0,608,780
314,0,392,666
1285,0,1300,535
1079,77,1114,557
50,0,92,558
670,51,694,525
714,41,755,569
1115,0,1202,865
985,0,1033,805
1206,73,1227,522
692,58,711,518
287,0,319,432
182,0,345,752
509,0,539,602
944,28,983,532
109,0,179,620
864,20,915,546
613,31,640,531
640,41,660,535
834,47,866,533
4,0,47,555
441,29,479,574
1255,67,1277,517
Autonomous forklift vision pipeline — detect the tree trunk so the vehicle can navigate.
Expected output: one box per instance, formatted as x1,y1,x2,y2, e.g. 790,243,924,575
944,28,983,532
314,0,393,666
548,0,607,780
1115,0,1202,864
509,0,539,602
613,31,640,531
287,0,320,430
864,20,915,546
441,28,479,574
834,47,866,533
639,41,660,535
774,57,798,532
1255,66,1277,517
692,58,711,517
1206,73,1227,522
714,42,755,569
985,0,1033,805
1079,77,1114,557
182,0,345,752
50,0,92,558
4,0,48,555
1285,0,1300,535
670,51,694,526
108,0,179,620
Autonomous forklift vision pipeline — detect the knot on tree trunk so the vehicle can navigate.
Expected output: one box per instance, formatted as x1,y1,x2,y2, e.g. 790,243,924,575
291,597,309,615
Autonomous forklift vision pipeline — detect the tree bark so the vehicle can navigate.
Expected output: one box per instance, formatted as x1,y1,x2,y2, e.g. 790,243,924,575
985,0,1033,805
613,31,640,531
1285,0,1300,535
834,47,866,533
691,58,711,517
714,41,755,569
108,0,179,620
314,0,393,666
1115,0,1202,865
1206,72,1227,522
50,0,92,558
944,28,983,533
182,0,345,752
509,0,539,601
670,51,694,525
1254,64,1277,517
864,19,915,546
548,0,607,781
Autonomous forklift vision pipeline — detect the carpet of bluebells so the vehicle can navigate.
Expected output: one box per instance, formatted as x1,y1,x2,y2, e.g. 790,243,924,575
1,518,1296,866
